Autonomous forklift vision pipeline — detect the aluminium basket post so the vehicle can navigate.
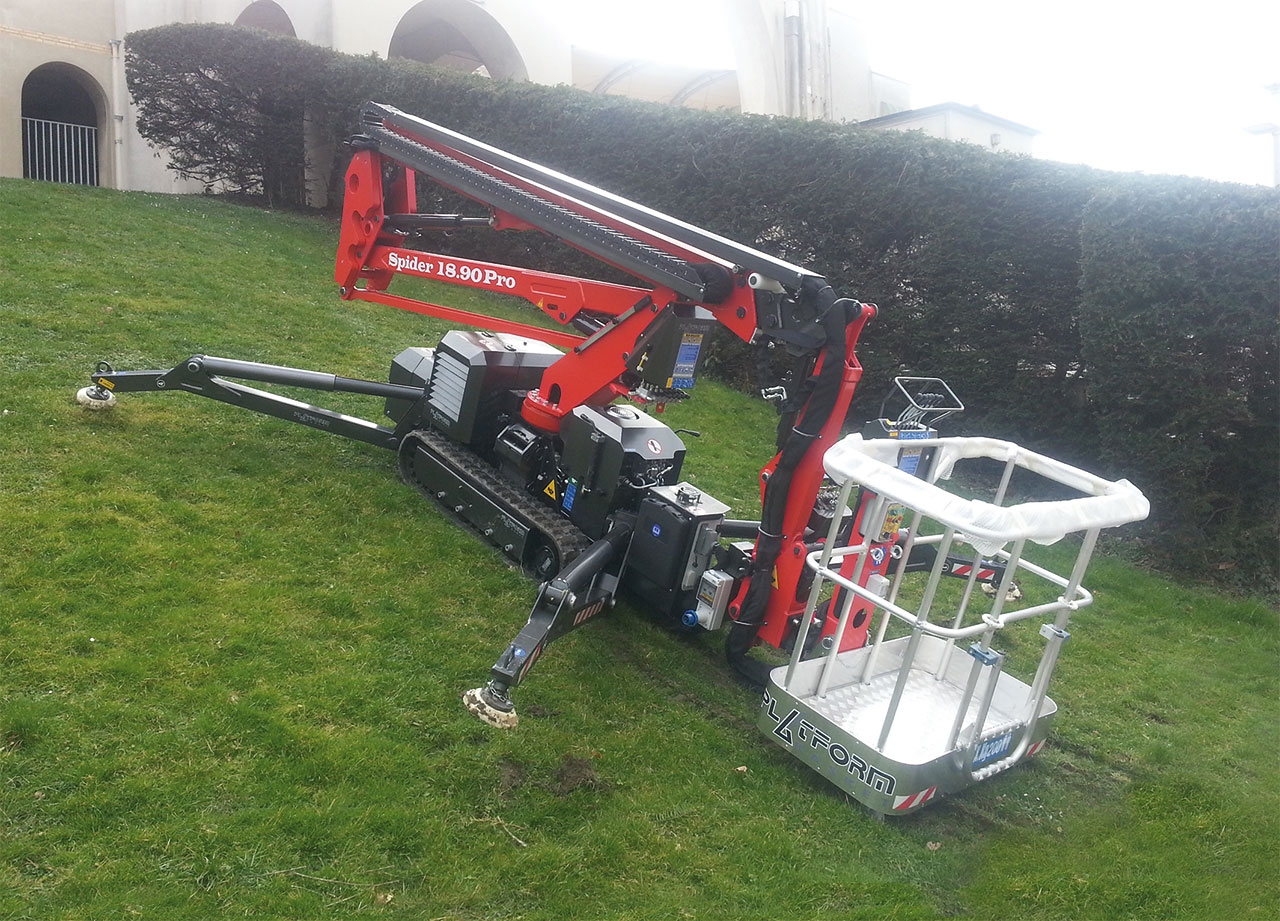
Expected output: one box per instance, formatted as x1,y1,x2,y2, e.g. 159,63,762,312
946,534,1027,754
873,523,958,751
785,475,860,688
934,450,1019,679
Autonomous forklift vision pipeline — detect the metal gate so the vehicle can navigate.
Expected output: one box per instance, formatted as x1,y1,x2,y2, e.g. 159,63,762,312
22,117,99,186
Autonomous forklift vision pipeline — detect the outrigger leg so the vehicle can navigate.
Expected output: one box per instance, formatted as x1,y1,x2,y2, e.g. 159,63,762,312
464,522,634,728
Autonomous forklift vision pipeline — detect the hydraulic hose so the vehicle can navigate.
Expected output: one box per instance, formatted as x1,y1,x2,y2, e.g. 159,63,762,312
727,286,855,681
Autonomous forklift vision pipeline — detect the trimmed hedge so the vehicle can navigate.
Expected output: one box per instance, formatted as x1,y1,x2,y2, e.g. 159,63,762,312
126,25,325,205
1080,181,1279,588
124,24,1278,594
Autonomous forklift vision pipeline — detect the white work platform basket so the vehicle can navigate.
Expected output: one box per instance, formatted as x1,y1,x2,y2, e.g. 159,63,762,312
759,434,1148,815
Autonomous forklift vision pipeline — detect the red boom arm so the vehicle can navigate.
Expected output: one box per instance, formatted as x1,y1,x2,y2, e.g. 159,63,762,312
334,103,879,665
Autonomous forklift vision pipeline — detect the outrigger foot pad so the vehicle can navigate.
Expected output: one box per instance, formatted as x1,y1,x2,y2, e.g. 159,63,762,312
463,686,518,729
981,580,1023,602
75,386,116,410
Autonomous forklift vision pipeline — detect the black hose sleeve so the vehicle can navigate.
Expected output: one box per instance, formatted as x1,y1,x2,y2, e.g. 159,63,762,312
727,296,857,676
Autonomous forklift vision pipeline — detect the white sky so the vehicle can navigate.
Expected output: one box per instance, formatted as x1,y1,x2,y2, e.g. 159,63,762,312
562,0,1280,186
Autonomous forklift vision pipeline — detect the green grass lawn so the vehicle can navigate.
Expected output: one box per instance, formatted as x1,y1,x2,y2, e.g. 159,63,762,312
1,179,1275,919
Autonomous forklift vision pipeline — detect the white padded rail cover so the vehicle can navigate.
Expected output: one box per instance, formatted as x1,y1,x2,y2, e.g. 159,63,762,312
824,435,1150,554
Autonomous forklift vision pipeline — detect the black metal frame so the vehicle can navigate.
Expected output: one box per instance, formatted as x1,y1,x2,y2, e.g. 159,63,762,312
90,355,425,450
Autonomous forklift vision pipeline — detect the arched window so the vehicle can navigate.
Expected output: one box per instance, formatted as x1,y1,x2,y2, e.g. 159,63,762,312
22,63,103,186
389,0,527,81
234,1,297,37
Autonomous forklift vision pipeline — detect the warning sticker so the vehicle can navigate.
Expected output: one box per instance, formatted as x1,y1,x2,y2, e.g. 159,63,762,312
671,333,703,389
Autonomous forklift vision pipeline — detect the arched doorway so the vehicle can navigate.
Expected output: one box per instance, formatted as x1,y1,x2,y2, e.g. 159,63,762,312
234,1,297,37
389,0,528,80
21,63,105,186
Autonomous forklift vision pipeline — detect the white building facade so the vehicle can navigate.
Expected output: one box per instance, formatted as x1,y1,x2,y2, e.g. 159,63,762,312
2,0,576,192
0,0,1012,194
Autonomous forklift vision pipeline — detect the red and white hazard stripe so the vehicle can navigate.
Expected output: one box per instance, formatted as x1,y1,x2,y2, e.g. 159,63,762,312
1026,739,1046,757
892,786,938,811
951,563,997,580
518,644,542,681
573,600,603,626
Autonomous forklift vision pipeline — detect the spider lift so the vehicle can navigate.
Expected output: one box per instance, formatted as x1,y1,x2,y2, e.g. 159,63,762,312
78,103,1147,813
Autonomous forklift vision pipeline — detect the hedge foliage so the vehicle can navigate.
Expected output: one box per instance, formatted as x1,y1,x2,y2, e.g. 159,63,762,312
125,24,1278,594
1080,182,1279,586
126,25,324,205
